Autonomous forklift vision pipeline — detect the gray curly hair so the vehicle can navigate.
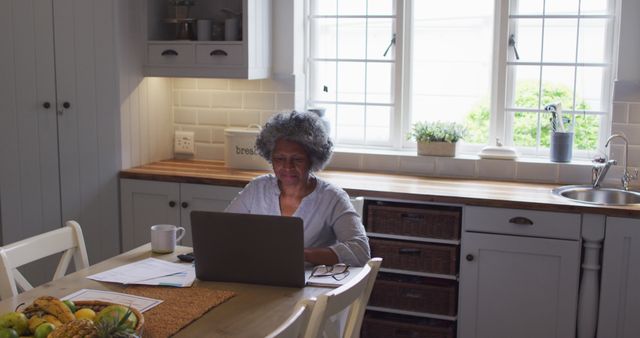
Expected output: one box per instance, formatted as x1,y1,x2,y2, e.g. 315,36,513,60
256,111,333,172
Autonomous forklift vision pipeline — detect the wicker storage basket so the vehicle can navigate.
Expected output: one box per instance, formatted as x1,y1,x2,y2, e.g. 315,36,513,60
366,204,461,240
74,300,144,334
361,311,455,338
369,273,458,316
370,238,458,275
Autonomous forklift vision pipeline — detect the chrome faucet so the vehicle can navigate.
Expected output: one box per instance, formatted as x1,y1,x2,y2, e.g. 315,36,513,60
592,156,616,188
604,133,638,191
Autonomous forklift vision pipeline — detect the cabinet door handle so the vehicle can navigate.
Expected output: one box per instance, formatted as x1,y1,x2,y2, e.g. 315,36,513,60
509,216,534,225
210,49,228,56
169,201,176,207
466,254,474,261
62,102,71,109
161,49,179,56
43,102,51,109
181,201,189,208
398,248,421,255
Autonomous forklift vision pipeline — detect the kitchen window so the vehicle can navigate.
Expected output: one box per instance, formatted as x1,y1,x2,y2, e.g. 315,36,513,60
305,0,618,159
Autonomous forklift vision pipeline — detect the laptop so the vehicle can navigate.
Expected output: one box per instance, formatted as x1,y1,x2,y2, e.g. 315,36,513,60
190,210,306,287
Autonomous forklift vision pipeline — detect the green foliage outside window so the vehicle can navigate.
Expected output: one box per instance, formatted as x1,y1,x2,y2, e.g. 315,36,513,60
464,81,600,150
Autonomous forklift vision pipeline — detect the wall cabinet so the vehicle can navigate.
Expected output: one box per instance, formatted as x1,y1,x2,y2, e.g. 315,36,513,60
361,200,461,338
597,216,640,338
144,0,271,79
0,0,121,282
120,179,241,250
458,206,581,338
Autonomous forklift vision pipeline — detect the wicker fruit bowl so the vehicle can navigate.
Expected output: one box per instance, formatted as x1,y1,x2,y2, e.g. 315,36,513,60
74,300,144,333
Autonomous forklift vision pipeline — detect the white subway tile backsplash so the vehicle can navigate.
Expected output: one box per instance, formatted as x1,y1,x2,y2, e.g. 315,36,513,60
180,91,210,108
211,92,243,108
228,110,261,127
230,79,261,91
195,143,225,160
398,156,437,175
198,109,228,125
516,162,558,183
261,111,279,124
609,144,625,164
558,163,592,185
174,108,198,124
276,93,295,110
362,154,399,172
261,78,295,92
180,125,211,143
611,123,640,145
212,126,226,143
477,159,516,180
612,102,628,123
627,145,640,168
244,92,276,110
629,103,640,124
173,78,197,89
436,158,476,177
327,152,362,170
198,79,229,90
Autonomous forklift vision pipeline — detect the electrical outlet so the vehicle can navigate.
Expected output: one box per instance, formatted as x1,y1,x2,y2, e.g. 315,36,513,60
174,131,195,155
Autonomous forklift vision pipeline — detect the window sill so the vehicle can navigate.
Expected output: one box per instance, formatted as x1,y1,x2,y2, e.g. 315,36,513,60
327,146,619,186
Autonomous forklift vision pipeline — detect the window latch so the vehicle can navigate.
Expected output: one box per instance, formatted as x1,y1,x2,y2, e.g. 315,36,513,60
383,33,396,57
508,34,520,60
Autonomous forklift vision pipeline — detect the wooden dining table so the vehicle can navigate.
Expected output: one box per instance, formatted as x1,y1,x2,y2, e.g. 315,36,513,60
0,244,330,337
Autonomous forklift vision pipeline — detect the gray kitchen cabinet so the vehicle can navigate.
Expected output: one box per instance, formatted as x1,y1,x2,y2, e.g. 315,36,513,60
458,206,581,338
144,0,271,79
120,179,241,250
597,216,640,338
0,0,121,283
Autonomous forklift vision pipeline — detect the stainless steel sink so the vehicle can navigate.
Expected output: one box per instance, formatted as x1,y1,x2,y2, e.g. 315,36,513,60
552,185,640,205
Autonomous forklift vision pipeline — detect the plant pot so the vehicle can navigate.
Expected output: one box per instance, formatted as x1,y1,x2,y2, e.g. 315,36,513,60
417,141,457,157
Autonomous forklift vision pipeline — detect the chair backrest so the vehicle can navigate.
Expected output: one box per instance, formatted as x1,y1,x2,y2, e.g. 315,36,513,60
304,257,382,338
0,220,89,299
266,298,315,338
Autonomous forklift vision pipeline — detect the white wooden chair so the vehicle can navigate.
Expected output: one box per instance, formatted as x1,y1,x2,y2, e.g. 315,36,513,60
266,298,315,338
0,220,89,299
304,257,383,338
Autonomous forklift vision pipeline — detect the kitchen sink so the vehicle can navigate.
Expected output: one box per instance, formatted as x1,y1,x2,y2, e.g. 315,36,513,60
552,185,640,205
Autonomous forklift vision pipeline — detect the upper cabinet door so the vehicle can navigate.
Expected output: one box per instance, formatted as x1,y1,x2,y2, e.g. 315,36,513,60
0,0,61,243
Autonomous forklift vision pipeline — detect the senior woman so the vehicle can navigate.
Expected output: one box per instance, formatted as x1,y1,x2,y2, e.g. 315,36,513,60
225,111,371,267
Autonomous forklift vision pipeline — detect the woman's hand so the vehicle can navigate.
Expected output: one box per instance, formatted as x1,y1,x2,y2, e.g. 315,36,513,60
304,247,339,266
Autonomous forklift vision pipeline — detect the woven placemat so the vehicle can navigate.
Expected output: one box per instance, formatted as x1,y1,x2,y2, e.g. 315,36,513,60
123,285,235,338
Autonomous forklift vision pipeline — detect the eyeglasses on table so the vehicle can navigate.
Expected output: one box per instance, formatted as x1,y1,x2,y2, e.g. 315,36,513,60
309,263,350,281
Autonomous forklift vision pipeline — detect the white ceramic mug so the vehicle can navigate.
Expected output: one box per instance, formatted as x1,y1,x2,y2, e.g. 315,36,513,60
151,224,185,253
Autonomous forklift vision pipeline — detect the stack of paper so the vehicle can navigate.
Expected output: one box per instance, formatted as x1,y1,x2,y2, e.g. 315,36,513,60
88,258,195,287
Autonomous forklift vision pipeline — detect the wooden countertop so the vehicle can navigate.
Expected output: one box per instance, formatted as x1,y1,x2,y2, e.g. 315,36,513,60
120,159,640,218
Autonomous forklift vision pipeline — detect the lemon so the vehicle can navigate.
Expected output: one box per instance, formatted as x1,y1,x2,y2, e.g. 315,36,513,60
74,308,96,321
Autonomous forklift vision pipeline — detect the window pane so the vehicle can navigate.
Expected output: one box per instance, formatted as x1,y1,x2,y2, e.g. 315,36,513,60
337,18,366,59
309,61,336,101
366,106,392,143
580,0,610,14
322,104,338,140
336,105,365,143
510,0,544,15
509,65,541,109
575,66,605,111
578,18,609,63
573,113,601,150
542,19,578,63
540,66,575,109
310,0,336,15
367,0,394,15
366,63,393,104
337,62,366,102
311,18,337,59
411,0,494,129
545,0,580,15
509,19,542,63
338,0,367,16
367,18,395,60
513,111,545,147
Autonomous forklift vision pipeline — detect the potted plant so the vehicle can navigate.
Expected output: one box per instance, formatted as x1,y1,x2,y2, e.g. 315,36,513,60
408,121,466,156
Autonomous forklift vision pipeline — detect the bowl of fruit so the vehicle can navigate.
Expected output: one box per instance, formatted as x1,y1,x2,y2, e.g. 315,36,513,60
0,296,143,338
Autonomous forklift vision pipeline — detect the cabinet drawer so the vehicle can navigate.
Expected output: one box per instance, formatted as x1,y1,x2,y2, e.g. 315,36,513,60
148,44,194,65
369,273,458,316
370,238,458,275
196,44,244,65
362,312,455,338
367,203,461,240
464,206,581,240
